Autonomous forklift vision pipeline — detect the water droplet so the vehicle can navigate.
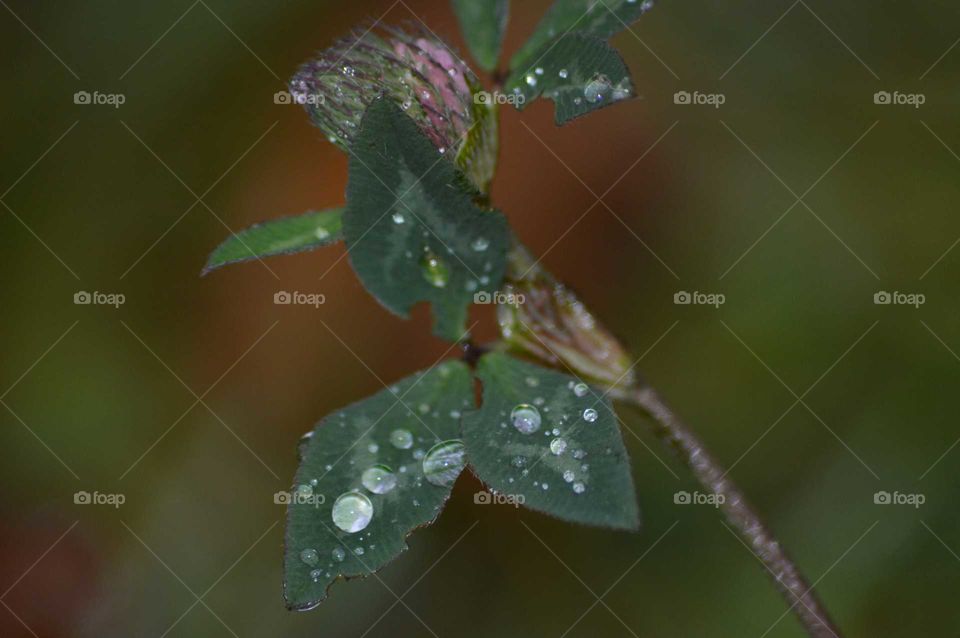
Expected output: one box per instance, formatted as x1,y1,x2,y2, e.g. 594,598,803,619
511,404,542,434
525,376,539,388
295,484,313,499
550,438,567,455
421,250,450,288
573,382,589,397
361,465,397,495
315,227,331,241
583,408,599,423
572,482,586,494
583,74,613,104
331,547,346,562
563,470,575,483
534,67,544,76
392,211,405,224
367,442,379,454
558,69,569,79
354,547,365,555
541,483,549,490
310,568,323,582
511,455,527,469
573,449,587,460
641,0,654,9
525,74,537,87
422,440,466,487
390,429,414,449
300,548,319,566
471,237,489,252
331,491,374,533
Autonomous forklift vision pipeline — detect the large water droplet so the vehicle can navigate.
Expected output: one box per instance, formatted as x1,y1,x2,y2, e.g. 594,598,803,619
361,465,397,495
422,440,466,487
421,250,450,288
511,404,541,434
331,491,374,533
583,74,613,104
300,548,319,566
583,408,599,423
390,428,414,449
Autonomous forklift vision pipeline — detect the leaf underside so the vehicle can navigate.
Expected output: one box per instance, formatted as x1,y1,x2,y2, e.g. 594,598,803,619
452,0,510,72
509,0,655,75
462,352,640,530
505,34,635,124
203,209,343,274
343,97,509,341
284,361,474,610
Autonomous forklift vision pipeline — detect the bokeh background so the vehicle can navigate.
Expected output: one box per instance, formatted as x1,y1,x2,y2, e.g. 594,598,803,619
2,1,959,636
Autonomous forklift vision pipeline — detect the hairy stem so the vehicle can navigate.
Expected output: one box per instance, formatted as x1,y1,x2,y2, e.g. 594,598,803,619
621,384,842,638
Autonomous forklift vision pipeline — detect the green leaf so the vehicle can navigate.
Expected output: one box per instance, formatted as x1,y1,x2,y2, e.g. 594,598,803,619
462,352,640,530
505,34,634,124
509,0,655,75
344,97,509,341
203,209,342,274
452,0,510,72
284,361,474,610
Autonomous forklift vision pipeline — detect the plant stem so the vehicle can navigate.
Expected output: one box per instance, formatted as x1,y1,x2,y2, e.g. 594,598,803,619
621,384,842,638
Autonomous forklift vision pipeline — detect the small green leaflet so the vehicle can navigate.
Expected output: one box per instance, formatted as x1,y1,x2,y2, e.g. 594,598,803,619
203,209,343,274
463,352,639,530
451,0,510,72
284,361,474,610
509,0,656,75
505,34,634,124
343,98,509,341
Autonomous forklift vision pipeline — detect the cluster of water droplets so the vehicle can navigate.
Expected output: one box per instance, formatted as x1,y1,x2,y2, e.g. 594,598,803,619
298,391,474,582
499,378,602,495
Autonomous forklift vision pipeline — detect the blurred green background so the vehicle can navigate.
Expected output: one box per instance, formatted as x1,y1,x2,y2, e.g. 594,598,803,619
2,1,959,636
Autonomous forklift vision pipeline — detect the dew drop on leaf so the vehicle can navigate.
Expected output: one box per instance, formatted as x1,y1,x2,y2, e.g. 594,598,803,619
390,428,414,449
331,547,346,562
300,548,319,566
421,250,450,288
422,440,466,487
361,465,398,495
582,408,599,422
573,382,589,398
511,404,542,434
331,491,374,533
550,438,567,455
583,74,613,104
